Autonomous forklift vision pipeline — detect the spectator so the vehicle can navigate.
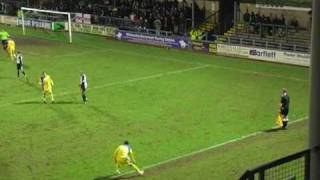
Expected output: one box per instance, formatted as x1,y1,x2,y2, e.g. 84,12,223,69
290,19,299,30
280,14,286,25
154,17,162,36
243,9,250,23
250,11,256,24
0,0,199,35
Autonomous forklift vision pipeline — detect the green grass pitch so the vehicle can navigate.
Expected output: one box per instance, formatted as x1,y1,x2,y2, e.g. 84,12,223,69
0,25,309,180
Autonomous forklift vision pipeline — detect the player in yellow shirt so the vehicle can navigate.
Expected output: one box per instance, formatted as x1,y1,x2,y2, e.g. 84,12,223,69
113,141,144,175
42,72,55,103
7,38,15,61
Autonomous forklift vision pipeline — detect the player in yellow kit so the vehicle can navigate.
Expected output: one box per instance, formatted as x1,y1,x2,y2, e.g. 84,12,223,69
7,38,15,61
113,141,144,175
42,72,55,103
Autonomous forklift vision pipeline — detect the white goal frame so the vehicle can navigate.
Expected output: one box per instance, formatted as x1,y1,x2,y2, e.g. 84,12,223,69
21,7,72,43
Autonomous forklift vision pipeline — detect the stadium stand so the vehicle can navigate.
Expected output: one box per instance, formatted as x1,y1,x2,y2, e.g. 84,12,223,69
0,0,205,36
214,8,311,53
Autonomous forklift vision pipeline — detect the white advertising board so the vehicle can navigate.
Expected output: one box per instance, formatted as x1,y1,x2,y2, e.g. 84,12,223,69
0,15,17,25
217,44,310,67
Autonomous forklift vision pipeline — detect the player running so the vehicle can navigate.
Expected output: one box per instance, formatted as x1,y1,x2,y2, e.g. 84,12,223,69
79,72,88,103
42,72,55,103
16,52,26,78
113,141,144,175
7,38,15,61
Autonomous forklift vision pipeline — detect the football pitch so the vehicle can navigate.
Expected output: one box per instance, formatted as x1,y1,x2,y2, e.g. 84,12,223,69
0,25,309,180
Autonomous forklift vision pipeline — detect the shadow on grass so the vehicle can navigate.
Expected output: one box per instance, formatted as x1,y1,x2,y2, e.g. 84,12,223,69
19,77,39,91
94,174,140,180
14,101,82,105
264,127,285,133
86,105,119,122
53,101,83,104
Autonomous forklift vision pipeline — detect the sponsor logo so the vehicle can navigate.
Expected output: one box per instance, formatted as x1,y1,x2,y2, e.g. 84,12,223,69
116,30,188,49
249,49,276,58
116,32,123,39
179,40,187,48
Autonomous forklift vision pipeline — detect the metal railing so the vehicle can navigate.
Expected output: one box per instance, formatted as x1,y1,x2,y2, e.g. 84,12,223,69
119,26,173,37
238,22,310,41
240,146,320,180
91,15,187,36
240,149,311,180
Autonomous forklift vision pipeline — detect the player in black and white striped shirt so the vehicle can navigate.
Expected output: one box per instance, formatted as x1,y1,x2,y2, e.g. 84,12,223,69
80,72,88,103
16,51,26,78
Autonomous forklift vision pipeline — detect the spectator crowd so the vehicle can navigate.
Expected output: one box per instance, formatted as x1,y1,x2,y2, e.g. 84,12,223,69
0,0,205,35
242,9,299,37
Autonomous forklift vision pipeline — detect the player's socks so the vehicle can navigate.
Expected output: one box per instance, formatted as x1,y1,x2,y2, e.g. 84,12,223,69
43,95,47,103
282,121,288,129
131,163,142,173
82,94,86,102
51,94,55,103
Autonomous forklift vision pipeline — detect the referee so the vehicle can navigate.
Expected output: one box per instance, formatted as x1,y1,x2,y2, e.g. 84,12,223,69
79,72,88,103
16,52,26,78
280,88,290,129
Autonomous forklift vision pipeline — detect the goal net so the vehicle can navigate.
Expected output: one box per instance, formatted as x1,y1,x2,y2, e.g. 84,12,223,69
20,7,72,43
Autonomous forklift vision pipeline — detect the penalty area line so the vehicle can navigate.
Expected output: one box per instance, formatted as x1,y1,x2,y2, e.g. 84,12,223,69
110,116,308,179
0,65,210,108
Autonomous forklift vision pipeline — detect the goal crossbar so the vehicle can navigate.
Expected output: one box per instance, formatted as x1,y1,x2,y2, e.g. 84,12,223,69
20,7,72,43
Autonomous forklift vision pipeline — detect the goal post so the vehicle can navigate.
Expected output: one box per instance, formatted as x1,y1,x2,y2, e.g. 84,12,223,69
20,7,72,43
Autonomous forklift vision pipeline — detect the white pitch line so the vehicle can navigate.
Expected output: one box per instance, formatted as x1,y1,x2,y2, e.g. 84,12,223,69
208,65,309,83
87,48,310,83
0,65,210,108
22,43,308,83
110,116,308,179
24,48,109,59
97,48,309,83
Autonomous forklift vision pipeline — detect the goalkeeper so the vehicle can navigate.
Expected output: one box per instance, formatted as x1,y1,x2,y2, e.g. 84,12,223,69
113,141,144,175
0,30,9,50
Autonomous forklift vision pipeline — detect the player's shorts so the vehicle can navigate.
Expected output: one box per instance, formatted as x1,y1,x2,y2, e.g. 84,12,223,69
44,89,52,94
17,64,23,70
116,157,130,166
1,40,7,46
8,47,15,53
80,83,87,92
280,108,289,117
